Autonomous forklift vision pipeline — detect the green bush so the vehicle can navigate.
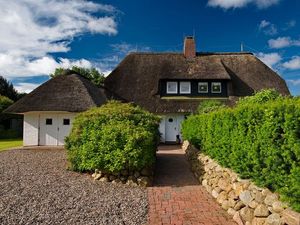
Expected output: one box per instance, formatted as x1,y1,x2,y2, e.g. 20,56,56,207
65,101,160,174
182,92,300,212
0,95,13,112
196,100,225,114
237,89,283,106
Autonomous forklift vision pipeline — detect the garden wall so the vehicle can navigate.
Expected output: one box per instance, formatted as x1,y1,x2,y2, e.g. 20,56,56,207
183,141,300,225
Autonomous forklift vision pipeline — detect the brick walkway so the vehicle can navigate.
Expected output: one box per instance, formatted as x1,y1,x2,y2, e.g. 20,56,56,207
148,145,236,225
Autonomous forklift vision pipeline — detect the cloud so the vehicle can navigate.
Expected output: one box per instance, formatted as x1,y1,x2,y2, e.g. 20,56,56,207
268,37,300,49
258,20,277,35
14,82,40,93
207,0,280,9
256,52,282,68
283,20,296,30
287,79,300,86
0,0,118,78
282,56,300,70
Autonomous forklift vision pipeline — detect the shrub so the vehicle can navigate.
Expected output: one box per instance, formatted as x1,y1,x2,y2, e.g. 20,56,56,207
237,89,283,106
182,92,300,212
196,100,225,114
0,95,13,112
65,101,160,174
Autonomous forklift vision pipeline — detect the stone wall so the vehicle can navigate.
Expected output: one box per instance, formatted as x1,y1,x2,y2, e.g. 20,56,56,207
182,141,300,225
91,167,153,187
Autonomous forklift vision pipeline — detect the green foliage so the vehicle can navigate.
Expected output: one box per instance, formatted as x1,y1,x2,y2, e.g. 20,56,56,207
196,100,225,114
65,101,160,173
50,66,105,86
0,76,23,101
0,95,13,112
237,89,283,106
182,92,300,212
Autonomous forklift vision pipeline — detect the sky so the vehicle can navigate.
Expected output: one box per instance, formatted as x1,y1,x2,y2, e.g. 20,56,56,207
0,0,300,95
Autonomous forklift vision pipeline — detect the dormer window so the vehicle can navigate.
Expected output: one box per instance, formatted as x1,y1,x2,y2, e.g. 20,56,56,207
179,81,191,94
211,82,222,93
198,82,208,93
166,81,178,94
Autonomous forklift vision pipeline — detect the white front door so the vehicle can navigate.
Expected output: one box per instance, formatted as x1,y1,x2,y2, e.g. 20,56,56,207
165,116,177,142
39,114,58,146
57,115,73,146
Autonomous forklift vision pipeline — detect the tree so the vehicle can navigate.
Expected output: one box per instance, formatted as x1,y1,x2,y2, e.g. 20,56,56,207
0,76,21,101
50,66,105,87
0,95,13,112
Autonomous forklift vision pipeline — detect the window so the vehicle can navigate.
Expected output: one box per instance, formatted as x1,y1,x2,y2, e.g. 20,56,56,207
63,119,70,125
168,118,173,123
211,82,222,93
46,118,52,125
166,82,178,94
198,82,208,93
180,82,191,94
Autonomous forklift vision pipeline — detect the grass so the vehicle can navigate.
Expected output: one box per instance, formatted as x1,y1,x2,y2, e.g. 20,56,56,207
0,138,23,152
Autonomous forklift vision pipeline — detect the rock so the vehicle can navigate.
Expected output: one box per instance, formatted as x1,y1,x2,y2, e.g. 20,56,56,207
281,209,300,225
99,177,108,182
217,191,227,204
264,194,278,206
255,191,265,203
111,179,121,184
212,189,219,199
234,183,245,196
218,179,232,192
222,200,231,210
228,199,237,208
227,208,236,216
137,176,151,187
120,176,127,182
133,171,140,178
109,175,116,181
262,189,272,197
228,190,239,200
202,179,208,186
245,222,251,225
265,213,282,225
240,190,254,205
254,204,269,217
233,212,244,225
93,173,102,180
121,170,129,176
140,167,152,176
272,201,284,213
248,201,258,209
126,179,138,186
240,207,254,223
234,201,245,211
252,217,266,225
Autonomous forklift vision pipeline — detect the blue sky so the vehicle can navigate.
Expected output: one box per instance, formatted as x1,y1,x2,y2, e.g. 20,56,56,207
0,0,300,95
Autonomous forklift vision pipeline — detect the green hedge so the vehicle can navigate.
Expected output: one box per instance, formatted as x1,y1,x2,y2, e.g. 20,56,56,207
182,97,300,212
65,101,160,174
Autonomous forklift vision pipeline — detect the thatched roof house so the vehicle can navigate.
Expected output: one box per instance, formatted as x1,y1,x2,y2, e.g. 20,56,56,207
5,73,121,146
105,36,289,142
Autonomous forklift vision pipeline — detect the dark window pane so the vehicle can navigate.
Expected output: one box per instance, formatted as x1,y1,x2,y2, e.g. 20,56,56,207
46,118,52,125
63,119,70,125
168,118,173,123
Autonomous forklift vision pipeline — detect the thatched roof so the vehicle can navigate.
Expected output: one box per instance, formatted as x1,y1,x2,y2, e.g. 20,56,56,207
5,74,122,114
104,52,290,113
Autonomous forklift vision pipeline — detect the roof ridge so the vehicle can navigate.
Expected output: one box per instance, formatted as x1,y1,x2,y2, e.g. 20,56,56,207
128,52,253,56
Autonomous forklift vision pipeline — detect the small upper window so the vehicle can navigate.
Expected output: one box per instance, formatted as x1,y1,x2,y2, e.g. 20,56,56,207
46,118,52,125
198,82,208,93
63,119,70,125
180,82,191,94
166,82,178,94
211,82,222,93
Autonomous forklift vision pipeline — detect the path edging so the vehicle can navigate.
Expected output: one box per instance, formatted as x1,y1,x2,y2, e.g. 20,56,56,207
182,141,300,225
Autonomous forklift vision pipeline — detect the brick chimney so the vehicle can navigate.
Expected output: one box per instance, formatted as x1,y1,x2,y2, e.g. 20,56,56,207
183,36,196,59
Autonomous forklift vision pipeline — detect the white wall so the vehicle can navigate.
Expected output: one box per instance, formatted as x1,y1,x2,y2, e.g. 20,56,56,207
23,113,39,146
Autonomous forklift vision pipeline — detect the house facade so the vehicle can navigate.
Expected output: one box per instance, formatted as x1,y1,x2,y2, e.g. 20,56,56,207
5,37,290,146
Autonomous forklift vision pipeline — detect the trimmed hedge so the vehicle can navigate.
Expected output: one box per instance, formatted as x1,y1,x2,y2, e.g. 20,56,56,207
65,101,160,174
182,96,300,211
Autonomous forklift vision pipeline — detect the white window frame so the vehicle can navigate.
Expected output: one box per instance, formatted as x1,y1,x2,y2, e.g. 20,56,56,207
166,81,178,94
179,81,191,94
198,82,208,93
211,82,222,93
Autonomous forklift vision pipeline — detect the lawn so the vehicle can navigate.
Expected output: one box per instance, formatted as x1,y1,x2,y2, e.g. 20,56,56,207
0,138,23,151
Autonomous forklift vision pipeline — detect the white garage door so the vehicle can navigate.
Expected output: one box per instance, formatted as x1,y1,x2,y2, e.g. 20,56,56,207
39,114,74,146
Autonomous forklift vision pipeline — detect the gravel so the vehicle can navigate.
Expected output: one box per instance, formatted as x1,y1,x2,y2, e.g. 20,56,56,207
0,148,148,225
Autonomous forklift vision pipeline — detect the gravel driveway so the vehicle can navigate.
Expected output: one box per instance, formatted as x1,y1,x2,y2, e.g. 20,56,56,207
0,148,148,225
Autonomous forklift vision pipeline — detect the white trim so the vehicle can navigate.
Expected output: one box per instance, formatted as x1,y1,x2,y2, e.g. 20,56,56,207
211,82,222,93
198,82,208,93
166,81,178,94
179,81,191,94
